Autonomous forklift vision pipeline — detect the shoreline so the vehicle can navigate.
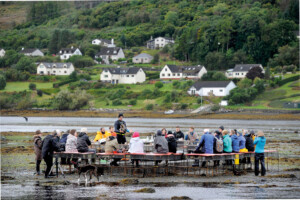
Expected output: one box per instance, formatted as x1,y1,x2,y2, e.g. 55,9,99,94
1,109,300,120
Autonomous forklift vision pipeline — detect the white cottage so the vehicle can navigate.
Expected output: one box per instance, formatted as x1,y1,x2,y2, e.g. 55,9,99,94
100,67,146,84
19,48,44,57
160,64,207,80
0,48,5,57
133,53,153,64
226,64,264,79
147,36,175,49
92,38,116,47
188,81,236,97
58,47,82,60
95,47,125,64
36,62,75,76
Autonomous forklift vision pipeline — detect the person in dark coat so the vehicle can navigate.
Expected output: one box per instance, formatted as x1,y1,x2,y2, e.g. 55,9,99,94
76,128,96,153
245,130,255,163
173,126,184,140
59,130,69,164
42,130,61,178
166,131,177,153
114,113,130,144
213,130,222,166
33,130,43,175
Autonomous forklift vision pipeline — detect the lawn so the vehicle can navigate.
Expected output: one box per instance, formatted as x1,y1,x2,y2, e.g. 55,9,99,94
2,82,55,92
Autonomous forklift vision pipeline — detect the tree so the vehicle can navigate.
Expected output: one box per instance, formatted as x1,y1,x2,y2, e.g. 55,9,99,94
29,83,36,90
265,66,271,80
0,75,6,90
165,11,178,26
69,71,78,81
212,72,227,81
237,78,252,88
15,57,36,74
254,78,265,93
155,81,163,89
268,45,299,68
205,52,226,70
246,66,264,80
152,53,160,64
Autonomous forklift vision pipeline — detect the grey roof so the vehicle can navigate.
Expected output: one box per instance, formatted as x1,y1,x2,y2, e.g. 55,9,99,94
104,67,141,75
96,47,122,56
166,64,205,74
99,39,112,44
233,64,262,72
133,53,153,59
19,48,41,54
58,48,78,55
191,81,232,90
38,62,73,69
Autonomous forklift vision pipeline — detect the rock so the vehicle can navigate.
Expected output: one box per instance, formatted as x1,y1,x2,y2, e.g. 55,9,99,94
171,196,192,200
119,178,139,185
265,174,297,178
133,188,155,193
259,184,277,188
1,176,15,181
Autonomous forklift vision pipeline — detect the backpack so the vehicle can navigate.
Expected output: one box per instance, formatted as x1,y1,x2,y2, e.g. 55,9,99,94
215,137,223,153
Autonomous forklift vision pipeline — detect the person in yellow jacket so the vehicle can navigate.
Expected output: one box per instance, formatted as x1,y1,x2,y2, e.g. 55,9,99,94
94,128,111,142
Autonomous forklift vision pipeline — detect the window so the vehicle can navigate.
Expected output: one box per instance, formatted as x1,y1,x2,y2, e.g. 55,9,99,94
104,70,108,72
192,90,195,95
64,71,67,73
177,73,180,76
64,65,67,68
64,55,67,59
168,74,170,77
241,73,243,75
165,68,167,71
104,75,108,78
219,89,223,92
126,75,129,77
136,59,138,61
235,73,239,75
53,71,56,73
173,74,175,76
162,74,165,77
131,75,134,77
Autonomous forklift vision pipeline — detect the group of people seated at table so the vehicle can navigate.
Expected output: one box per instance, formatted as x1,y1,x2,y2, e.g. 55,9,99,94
34,113,267,178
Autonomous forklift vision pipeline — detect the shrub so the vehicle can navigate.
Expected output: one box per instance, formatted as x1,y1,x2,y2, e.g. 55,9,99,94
37,89,43,97
155,81,163,89
0,75,6,90
29,83,36,90
129,99,137,105
180,103,188,109
112,99,122,106
145,104,154,110
211,104,220,112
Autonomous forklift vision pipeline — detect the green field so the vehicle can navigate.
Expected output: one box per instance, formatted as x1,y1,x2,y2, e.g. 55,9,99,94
2,82,55,92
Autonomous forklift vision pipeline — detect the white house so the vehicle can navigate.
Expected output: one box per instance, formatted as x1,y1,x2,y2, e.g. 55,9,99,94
133,53,153,64
147,36,175,49
100,67,146,84
226,64,264,79
19,48,44,56
0,48,5,57
160,64,207,80
58,47,82,60
92,38,116,47
188,81,236,97
36,62,75,76
95,47,125,64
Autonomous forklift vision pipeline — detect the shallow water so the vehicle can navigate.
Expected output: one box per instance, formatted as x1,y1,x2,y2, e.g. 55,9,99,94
1,116,299,133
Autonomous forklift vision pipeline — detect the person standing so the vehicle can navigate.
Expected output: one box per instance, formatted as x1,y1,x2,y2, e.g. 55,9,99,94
114,113,130,144
238,130,248,153
42,130,61,178
230,129,240,153
222,130,232,165
254,131,266,176
33,130,43,175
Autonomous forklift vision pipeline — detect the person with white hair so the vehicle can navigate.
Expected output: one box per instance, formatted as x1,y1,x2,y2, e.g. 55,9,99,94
76,128,96,153
193,129,214,167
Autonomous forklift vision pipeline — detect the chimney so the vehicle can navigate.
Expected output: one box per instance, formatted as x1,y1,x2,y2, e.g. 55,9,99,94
111,38,114,45
71,46,74,49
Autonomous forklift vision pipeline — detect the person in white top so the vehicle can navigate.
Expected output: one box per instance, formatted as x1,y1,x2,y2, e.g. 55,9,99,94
128,132,144,167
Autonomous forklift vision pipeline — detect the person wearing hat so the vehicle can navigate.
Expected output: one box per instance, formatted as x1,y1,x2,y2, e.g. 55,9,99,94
128,132,144,167
114,113,130,144
33,130,43,175
154,130,169,166
254,130,266,176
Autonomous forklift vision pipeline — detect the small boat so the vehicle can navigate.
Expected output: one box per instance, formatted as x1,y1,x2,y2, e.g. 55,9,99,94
164,110,174,114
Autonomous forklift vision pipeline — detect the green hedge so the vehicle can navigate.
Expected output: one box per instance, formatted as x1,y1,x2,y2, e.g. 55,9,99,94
53,79,77,88
278,75,300,86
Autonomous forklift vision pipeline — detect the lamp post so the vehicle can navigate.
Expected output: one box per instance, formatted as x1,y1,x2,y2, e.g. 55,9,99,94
217,42,221,52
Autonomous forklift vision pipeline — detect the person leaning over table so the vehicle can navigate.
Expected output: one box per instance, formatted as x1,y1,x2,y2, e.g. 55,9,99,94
105,136,122,166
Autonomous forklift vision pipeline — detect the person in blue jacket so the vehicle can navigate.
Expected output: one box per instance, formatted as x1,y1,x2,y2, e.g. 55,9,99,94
254,131,266,176
192,129,214,167
230,129,240,153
